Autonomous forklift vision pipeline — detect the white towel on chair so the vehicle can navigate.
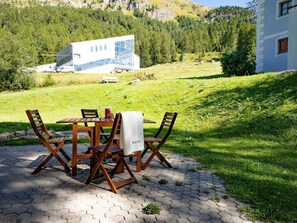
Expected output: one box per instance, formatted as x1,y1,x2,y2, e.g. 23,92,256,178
120,112,144,155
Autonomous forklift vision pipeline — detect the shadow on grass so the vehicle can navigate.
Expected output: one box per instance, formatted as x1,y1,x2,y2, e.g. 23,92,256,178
179,73,228,80
1,72,297,222
157,73,297,222
0,122,72,134
165,128,297,223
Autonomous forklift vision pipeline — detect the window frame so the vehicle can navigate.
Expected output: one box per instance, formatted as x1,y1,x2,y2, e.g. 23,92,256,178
279,0,293,16
278,37,288,54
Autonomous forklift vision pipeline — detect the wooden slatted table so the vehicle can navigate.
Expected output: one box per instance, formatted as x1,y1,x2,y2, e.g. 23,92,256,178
57,117,113,176
57,117,156,176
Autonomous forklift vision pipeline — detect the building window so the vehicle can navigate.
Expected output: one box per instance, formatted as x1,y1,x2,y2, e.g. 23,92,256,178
104,45,107,51
91,46,93,52
280,1,292,16
74,54,81,59
278,37,288,54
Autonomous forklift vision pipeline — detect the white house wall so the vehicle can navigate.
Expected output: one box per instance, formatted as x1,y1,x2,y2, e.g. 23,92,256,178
288,6,297,70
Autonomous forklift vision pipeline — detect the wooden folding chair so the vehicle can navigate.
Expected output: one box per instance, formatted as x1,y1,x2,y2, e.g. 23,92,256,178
142,112,178,170
85,113,138,193
81,109,110,143
25,109,71,174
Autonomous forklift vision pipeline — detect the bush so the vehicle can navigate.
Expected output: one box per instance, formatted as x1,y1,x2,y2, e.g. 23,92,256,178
134,72,156,80
42,74,56,87
0,69,36,91
221,50,255,76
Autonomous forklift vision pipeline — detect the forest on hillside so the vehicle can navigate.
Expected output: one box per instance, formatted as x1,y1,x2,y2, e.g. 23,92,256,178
0,3,254,68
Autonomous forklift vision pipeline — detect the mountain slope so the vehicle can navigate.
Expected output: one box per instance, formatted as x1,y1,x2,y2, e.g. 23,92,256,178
1,0,209,20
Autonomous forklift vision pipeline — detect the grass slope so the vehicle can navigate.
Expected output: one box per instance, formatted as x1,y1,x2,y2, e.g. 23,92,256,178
1,63,297,222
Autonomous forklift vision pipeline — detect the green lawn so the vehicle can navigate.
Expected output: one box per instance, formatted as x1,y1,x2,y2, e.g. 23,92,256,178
1,62,297,223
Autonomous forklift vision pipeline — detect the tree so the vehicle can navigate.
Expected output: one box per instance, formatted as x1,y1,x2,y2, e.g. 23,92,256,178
170,39,178,62
150,32,162,65
0,32,36,91
140,37,152,67
161,32,171,63
221,23,256,76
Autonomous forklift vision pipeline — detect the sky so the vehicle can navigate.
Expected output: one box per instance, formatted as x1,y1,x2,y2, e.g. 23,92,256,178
192,0,251,8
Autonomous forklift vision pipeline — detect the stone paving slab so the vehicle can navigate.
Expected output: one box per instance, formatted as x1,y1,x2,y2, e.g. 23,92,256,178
0,144,261,223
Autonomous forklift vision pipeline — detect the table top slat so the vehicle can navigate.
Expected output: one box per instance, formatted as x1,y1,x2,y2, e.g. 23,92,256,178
57,117,155,124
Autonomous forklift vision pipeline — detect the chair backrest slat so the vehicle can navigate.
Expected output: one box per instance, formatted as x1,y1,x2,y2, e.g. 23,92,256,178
81,109,99,118
154,112,178,141
103,113,121,153
26,109,51,141
81,109,99,127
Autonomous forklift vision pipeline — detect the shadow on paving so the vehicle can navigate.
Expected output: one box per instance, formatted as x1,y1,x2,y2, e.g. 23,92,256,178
0,144,248,223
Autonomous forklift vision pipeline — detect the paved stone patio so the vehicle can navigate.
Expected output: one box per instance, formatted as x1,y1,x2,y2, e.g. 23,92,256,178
0,144,261,223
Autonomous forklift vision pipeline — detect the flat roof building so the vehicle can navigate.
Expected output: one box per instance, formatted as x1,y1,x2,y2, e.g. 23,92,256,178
56,35,140,73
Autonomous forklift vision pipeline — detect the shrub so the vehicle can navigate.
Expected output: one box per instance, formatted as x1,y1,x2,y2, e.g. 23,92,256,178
135,72,156,80
42,74,56,87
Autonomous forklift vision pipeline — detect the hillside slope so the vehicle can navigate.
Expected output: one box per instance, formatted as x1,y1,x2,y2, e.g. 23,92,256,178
1,63,297,223
0,0,208,20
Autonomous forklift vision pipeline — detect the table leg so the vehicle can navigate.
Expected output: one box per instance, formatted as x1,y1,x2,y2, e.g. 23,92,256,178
95,122,101,146
72,123,78,176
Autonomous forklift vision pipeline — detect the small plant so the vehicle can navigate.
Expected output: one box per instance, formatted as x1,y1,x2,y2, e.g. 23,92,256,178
175,181,183,186
173,165,180,170
142,174,150,181
139,183,147,188
222,195,229,199
210,186,216,190
239,205,252,213
142,203,161,215
196,166,204,170
211,196,220,203
187,167,197,172
158,179,168,185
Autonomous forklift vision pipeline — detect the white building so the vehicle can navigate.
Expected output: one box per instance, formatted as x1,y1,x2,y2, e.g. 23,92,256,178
56,35,140,74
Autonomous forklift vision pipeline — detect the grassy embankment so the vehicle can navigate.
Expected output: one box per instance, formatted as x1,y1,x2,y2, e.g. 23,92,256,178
0,61,297,223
